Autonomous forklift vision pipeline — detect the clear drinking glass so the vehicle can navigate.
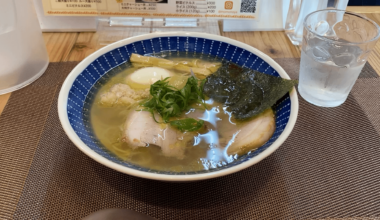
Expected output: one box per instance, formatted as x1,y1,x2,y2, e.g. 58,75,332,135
285,0,349,45
299,9,380,107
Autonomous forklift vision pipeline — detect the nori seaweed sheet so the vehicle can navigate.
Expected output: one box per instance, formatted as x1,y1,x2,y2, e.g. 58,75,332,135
203,61,297,120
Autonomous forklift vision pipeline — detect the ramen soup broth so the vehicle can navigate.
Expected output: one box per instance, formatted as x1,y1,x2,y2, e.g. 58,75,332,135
85,52,276,172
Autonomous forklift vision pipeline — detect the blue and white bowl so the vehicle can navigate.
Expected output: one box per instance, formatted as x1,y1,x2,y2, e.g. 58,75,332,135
58,32,298,181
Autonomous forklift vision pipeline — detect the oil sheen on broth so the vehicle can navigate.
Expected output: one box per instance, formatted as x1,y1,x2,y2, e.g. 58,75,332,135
88,52,275,172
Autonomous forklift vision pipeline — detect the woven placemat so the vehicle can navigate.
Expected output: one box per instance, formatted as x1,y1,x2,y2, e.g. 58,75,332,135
1,60,380,220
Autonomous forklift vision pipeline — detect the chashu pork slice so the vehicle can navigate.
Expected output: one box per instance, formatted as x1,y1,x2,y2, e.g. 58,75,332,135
121,110,187,159
226,109,276,156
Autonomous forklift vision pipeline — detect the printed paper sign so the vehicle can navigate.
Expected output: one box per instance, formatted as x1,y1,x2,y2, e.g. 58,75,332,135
42,0,260,19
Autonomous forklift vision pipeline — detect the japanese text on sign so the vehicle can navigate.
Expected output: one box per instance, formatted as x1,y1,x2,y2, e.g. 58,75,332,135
42,0,260,19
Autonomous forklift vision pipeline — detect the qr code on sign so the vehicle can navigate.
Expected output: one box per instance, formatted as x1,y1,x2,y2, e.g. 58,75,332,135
240,0,257,13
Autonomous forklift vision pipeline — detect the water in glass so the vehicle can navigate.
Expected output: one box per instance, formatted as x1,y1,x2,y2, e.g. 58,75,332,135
299,41,365,107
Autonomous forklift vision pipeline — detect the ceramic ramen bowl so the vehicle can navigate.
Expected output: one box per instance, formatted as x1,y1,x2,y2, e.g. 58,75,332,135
58,32,298,181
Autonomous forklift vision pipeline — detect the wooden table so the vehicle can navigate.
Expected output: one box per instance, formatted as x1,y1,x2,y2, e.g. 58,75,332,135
1,6,379,116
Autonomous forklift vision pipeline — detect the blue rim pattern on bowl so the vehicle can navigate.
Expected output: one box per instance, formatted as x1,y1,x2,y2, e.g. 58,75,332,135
67,36,291,175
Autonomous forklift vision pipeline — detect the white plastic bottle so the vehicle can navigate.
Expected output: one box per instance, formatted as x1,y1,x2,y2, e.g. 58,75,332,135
0,0,49,94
